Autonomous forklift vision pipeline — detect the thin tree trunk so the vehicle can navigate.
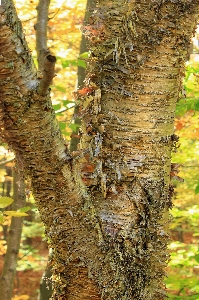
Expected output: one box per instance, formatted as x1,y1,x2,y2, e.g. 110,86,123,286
0,160,26,300
2,161,13,240
35,0,50,72
38,249,53,300
1,1,199,299
70,0,95,152
34,2,54,299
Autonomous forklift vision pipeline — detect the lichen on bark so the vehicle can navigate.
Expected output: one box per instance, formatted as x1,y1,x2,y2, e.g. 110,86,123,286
78,0,199,298
1,0,199,299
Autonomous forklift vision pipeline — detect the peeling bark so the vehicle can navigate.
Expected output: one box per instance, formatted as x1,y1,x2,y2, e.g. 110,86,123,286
0,0,199,299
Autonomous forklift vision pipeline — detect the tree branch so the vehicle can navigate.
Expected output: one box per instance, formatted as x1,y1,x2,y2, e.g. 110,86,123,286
0,2,102,298
35,0,56,96
35,0,50,70
0,158,14,167
37,50,56,96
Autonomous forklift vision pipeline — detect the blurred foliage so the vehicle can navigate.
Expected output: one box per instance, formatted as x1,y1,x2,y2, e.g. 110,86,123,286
0,198,29,223
14,0,87,138
176,62,199,116
166,50,199,297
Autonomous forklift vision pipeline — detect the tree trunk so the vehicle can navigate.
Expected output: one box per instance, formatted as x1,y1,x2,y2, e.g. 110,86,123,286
0,161,26,300
37,249,53,300
0,0,199,299
70,0,95,152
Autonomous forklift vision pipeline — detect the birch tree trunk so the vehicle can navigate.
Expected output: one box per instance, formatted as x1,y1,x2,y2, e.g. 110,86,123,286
0,0,199,299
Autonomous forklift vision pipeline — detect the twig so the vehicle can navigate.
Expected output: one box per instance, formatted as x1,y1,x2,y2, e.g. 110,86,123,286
0,157,14,167
37,50,56,96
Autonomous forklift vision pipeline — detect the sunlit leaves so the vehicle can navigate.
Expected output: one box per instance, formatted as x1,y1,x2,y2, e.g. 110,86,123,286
69,123,80,132
4,211,28,217
53,100,75,112
176,98,199,117
3,206,31,217
53,103,62,111
176,61,199,116
0,197,30,222
59,122,67,133
19,206,31,213
79,52,89,59
170,206,199,231
54,86,66,93
0,196,14,208
166,242,199,298
58,57,87,69
194,253,199,264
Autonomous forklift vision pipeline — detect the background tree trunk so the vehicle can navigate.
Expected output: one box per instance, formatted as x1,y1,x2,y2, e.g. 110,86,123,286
0,160,26,300
0,0,199,299
37,249,53,300
70,0,95,152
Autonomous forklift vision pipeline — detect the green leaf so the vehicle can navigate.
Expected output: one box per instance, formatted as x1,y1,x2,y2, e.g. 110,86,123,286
195,184,199,195
79,52,89,59
61,60,70,68
61,59,77,68
4,211,28,217
59,122,66,131
194,100,199,111
18,206,31,213
69,123,80,132
62,100,75,106
77,59,86,68
55,86,66,93
0,196,14,208
194,253,199,263
53,104,61,111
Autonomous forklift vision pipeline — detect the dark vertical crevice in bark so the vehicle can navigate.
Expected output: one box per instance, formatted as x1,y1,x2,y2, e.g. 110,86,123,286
0,160,26,300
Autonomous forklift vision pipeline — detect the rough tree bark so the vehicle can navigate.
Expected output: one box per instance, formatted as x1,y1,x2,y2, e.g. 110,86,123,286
0,1,199,299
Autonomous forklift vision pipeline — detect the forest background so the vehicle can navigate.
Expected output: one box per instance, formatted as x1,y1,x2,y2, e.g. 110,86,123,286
0,0,199,299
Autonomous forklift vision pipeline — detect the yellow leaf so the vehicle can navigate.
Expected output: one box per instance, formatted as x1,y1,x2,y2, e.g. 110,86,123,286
4,211,28,217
